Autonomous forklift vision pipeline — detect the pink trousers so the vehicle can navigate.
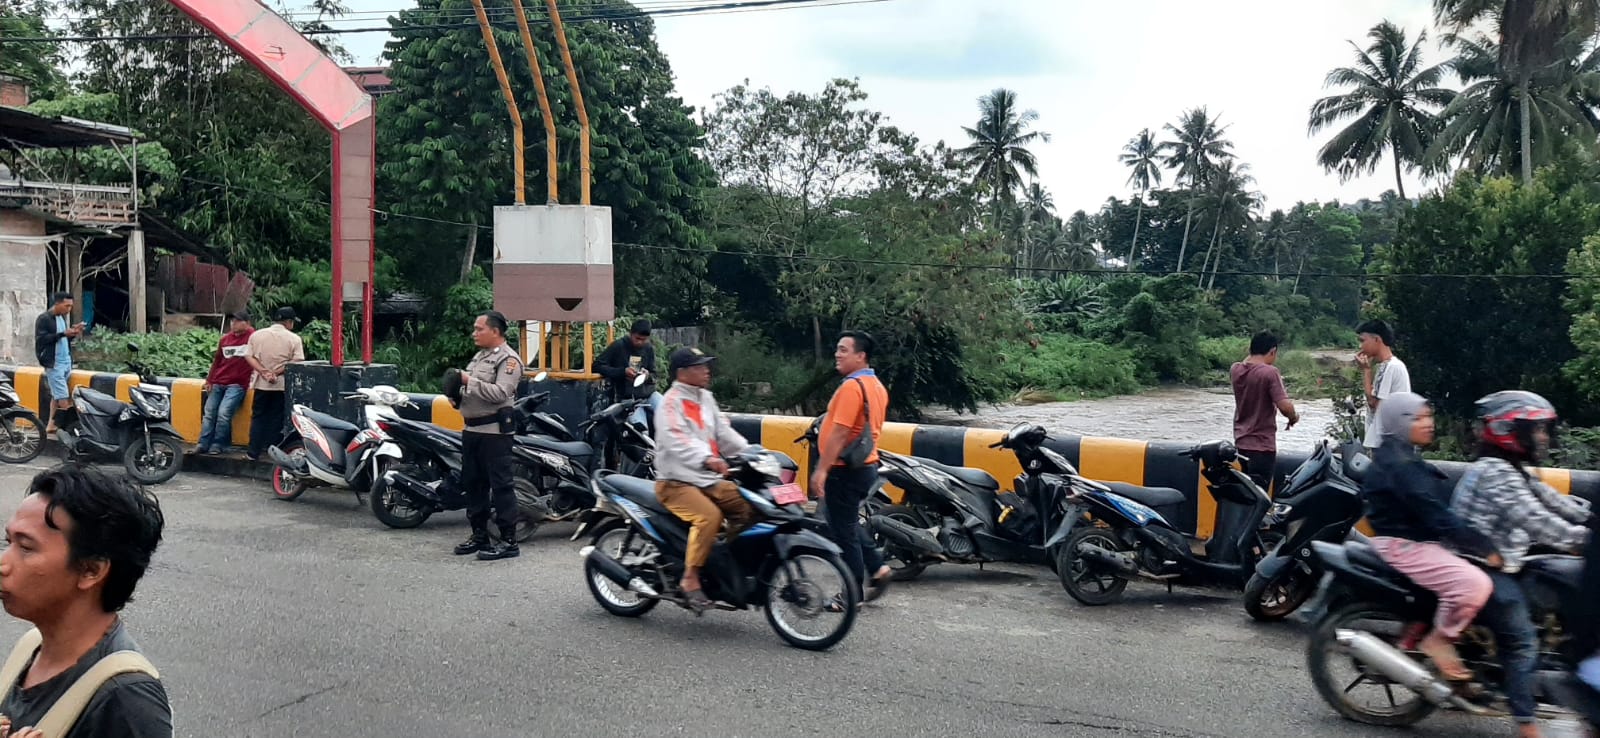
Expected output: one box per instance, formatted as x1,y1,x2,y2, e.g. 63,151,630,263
1369,537,1493,639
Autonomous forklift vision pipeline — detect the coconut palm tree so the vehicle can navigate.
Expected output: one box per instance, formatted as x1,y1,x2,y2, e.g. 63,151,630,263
1120,128,1163,270
959,88,1051,225
1193,161,1261,289
1433,0,1600,184
1428,31,1600,175
1308,21,1455,198
1159,107,1235,272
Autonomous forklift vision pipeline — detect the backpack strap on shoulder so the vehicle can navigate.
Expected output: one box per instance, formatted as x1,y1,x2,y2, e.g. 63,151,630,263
31,650,159,738
0,628,42,706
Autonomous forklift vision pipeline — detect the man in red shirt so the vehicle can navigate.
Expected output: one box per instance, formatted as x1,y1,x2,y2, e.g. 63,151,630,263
811,330,893,604
1230,331,1299,492
197,311,255,455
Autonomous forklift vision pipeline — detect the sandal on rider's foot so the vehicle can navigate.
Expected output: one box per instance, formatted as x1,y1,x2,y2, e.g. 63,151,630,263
684,588,713,615
824,594,848,613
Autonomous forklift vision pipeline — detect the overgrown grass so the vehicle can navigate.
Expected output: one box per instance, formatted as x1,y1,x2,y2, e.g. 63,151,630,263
976,335,1144,402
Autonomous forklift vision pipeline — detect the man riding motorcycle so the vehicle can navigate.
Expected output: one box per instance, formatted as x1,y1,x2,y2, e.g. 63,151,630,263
1451,390,1592,738
651,347,757,613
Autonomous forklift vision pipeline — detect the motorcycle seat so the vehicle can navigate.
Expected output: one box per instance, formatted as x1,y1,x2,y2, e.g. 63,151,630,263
520,434,594,460
1103,482,1186,510
917,458,1000,490
75,388,124,416
600,474,671,517
304,409,358,434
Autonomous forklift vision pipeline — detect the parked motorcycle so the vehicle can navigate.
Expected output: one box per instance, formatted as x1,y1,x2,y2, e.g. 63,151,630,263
853,422,1092,579
1052,440,1291,605
580,445,858,651
56,343,184,484
0,376,44,464
1241,440,1370,621
1304,537,1584,727
268,385,413,501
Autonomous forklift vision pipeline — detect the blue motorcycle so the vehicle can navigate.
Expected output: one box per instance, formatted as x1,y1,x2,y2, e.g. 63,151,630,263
579,446,858,651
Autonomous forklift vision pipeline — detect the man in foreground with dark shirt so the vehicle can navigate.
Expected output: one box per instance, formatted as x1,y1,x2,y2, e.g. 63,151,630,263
1230,331,1299,493
0,466,171,737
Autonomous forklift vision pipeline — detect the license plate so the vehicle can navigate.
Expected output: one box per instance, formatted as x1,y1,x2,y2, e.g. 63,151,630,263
770,483,806,506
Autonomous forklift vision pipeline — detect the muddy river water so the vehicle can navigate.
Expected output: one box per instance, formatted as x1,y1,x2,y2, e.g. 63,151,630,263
925,386,1339,451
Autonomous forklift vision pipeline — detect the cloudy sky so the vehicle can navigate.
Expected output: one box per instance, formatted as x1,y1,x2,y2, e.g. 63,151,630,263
335,0,1451,215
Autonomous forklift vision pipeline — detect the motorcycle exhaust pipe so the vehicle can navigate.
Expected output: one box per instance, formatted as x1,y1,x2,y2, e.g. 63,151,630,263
869,515,944,557
267,445,310,475
1333,629,1487,712
1076,542,1142,577
580,546,660,598
383,471,442,507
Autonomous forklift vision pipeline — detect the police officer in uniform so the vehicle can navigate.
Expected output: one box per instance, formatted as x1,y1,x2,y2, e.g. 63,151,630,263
448,310,524,561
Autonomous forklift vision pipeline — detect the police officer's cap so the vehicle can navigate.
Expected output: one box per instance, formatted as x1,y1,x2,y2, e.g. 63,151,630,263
442,367,465,402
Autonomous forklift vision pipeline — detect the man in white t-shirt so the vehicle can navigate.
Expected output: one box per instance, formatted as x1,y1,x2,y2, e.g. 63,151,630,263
1356,319,1411,452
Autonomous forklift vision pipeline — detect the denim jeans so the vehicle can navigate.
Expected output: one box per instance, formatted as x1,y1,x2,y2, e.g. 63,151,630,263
629,390,662,430
1480,571,1541,725
198,384,247,452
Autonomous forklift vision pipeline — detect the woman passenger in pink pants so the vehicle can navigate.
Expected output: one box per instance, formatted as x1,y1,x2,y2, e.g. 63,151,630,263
1359,391,1502,680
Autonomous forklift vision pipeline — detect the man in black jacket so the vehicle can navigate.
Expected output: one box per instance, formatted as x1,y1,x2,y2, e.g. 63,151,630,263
35,292,83,434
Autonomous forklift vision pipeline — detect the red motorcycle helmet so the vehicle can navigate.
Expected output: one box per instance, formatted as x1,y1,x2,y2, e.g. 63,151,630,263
1475,390,1559,461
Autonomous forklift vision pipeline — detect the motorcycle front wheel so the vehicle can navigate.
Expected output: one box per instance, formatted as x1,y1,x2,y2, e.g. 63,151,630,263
765,552,857,651
124,435,182,485
1244,561,1318,622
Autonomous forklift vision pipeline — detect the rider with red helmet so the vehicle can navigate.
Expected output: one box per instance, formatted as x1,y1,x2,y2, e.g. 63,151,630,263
1451,390,1591,738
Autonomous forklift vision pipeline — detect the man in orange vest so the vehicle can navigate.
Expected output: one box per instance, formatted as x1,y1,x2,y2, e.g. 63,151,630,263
810,330,893,604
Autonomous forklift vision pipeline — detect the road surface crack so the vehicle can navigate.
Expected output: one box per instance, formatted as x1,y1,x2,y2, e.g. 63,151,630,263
885,686,1223,737
255,680,351,720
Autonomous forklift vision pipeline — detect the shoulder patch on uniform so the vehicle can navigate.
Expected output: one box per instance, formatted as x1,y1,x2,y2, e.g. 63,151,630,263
504,356,521,375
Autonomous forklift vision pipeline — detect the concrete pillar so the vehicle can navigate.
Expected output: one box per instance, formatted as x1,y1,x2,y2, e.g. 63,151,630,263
128,229,146,333
0,210,48,365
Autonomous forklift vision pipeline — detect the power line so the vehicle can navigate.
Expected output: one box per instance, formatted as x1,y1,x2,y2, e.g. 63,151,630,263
11,0,893,42
45,0,768,22
178,178,1594,282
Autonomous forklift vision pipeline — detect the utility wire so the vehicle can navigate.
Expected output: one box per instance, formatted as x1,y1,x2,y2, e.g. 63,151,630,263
175,175,1594,282
12,0,893,42
45,0,782,22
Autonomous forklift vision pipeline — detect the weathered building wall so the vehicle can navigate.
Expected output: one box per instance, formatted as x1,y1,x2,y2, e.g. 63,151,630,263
0,210,48,365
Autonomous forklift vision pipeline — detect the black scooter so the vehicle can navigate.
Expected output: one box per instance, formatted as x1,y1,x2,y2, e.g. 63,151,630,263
0,375,44,464
1241,440,1369,621
56,344,184,485
1052,440,1284,605
516,395,658,528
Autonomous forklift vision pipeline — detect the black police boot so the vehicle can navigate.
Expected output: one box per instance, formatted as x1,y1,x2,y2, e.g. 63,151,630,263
476,525,521,561
453,528,490,556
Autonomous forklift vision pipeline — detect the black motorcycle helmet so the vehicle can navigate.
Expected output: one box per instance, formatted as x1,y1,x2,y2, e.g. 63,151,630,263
442,368,465,405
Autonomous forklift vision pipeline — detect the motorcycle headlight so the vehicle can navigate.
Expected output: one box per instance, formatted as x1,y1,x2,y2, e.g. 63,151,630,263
748,453,781,480
132,390,170,419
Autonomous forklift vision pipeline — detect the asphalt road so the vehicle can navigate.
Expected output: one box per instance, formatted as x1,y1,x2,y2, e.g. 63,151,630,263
0,460,1582,737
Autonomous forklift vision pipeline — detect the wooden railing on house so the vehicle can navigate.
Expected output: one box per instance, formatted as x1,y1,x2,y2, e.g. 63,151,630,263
0,179,135,225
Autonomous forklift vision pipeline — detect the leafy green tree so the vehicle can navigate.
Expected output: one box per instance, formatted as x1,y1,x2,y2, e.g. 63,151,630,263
0,1,67,100
1120,128,1163,270
1160,108,1234,272
1309,21,1454,198
1433,0,1600,185
1379,159,1600,420
958,88,1050,228
379,0,715,320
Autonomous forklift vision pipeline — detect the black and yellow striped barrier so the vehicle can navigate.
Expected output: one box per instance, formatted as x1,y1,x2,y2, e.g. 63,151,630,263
5,364,1595,539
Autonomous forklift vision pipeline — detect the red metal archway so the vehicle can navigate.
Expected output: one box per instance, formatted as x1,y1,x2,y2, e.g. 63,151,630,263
168,0,374,365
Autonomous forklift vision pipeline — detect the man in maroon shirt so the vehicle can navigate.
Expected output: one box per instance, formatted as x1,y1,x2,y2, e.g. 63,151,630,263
197,311,255,455
1230,331,1299,493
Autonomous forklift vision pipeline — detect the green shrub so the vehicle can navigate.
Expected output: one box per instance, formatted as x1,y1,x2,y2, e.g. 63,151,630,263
75,328,220,378
986,335,1143,400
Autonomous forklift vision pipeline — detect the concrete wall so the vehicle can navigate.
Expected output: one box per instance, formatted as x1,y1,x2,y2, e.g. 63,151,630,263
5,362,1597,540
0,211,47,365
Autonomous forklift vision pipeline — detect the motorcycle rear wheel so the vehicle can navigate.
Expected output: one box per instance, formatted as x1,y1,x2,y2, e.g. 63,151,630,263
1055,526,1130,606
1306,604,1437,727
868,504,930,581
370,462,432,529
0,412,44,464
271,439,310,501
512,477,547,542
585,526,659,617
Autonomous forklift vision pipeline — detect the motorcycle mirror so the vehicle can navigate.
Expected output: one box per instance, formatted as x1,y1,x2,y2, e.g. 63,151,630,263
632,372,649,388
532,371,549,382
126,341,140,353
